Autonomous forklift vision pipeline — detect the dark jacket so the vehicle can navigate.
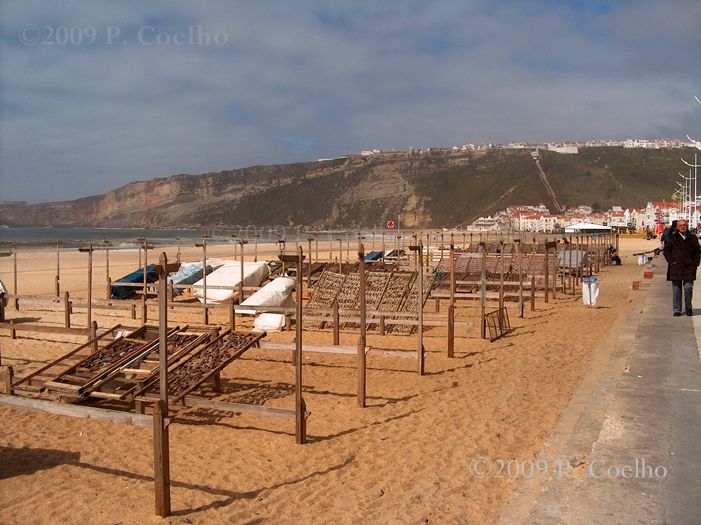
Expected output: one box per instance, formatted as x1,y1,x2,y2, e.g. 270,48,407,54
664,231,701,281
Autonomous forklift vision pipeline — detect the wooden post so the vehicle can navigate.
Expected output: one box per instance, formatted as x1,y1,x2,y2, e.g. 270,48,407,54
153,399,171,517
480,243,487,337
515,240,524,318
448,303,455,358
413,234,418,268
143,240,153,323
239,247,245,303
499,241,505,311
561,240,566,294
381,234,386,265
196,237,209,325
337,238,343,273
585,234,591,277
229,301,235,332
90,321,98,352
576,235,582,285
357,241,366,407
530,275,536,312
152,251,180,516
332,300,340,345
295,247,306,444
544,248,550,303
3,366,14,395
64,291,71,328
448,243,456,358
12,242,18,310
78,244,94,341
56,239,61,297
417,241,425,375
105,240,111,299
307,238,314,289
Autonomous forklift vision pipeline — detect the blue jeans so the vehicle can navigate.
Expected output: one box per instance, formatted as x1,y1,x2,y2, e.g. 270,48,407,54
672,280,694,313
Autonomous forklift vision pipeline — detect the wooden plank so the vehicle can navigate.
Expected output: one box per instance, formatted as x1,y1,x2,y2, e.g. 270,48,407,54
42,381,83,392
259,341,369,355
0,393,152,427
182,395,299,420
137,393,304,420
0,322,90,336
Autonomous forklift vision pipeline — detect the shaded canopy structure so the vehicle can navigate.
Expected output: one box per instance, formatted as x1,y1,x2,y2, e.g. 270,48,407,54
564,222,613,234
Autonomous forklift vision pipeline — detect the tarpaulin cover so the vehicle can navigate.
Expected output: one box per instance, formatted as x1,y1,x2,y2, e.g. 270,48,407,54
193,261,270,304
364,251,383,262
238,277,296,315
168,262,215,296
254,313,286,332
111,265,158,299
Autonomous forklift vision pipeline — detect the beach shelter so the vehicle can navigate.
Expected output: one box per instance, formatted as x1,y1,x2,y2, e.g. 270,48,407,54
564,222,612,234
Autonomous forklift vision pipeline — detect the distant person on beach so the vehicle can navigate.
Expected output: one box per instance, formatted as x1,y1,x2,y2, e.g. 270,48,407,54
663,219,701,316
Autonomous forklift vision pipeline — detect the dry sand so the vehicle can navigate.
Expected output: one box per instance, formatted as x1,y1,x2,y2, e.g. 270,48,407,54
0,237,660,524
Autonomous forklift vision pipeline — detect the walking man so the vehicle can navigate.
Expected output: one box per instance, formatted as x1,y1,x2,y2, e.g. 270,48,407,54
663,219,701,316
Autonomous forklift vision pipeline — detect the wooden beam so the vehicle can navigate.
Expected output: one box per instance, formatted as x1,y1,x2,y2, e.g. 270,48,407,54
0,322,91,336
0,393,152,426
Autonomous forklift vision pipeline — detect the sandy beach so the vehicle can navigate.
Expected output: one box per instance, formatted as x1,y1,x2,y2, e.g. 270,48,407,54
0,236,660,524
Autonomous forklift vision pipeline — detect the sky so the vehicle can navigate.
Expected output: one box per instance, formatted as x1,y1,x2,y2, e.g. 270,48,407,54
1,0,700,203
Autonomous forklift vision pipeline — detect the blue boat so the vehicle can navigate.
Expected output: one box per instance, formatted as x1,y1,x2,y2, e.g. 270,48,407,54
168,262,215,296
111,265,159,299
364,251,384,262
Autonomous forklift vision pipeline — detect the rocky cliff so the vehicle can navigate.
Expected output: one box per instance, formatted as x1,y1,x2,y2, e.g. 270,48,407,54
0,147,688,228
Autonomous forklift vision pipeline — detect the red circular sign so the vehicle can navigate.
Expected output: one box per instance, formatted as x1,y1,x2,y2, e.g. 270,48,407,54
386,219,396,229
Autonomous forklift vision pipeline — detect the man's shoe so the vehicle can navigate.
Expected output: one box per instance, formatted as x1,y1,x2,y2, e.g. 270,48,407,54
674,312,682,316
686,309,693,316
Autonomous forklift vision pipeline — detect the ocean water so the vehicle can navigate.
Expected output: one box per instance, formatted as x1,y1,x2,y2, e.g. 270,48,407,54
0,226,385,250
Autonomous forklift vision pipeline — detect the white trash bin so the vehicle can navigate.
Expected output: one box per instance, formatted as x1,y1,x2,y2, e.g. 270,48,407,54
582,277,599,307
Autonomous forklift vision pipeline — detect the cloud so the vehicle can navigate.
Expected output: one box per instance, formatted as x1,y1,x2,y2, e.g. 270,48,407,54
0,0,700,202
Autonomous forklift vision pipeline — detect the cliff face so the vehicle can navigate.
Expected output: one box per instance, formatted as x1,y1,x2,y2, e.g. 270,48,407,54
0,147,688,228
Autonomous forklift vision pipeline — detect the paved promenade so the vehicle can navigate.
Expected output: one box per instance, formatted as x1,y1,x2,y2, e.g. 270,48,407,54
500,269,701,524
